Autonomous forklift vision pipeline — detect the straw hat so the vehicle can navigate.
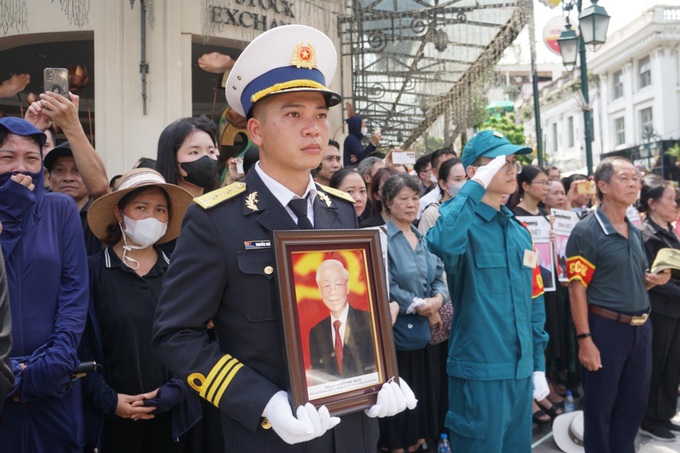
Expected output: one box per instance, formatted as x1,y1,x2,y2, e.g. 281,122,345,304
87,168,193,244
553,411,585,453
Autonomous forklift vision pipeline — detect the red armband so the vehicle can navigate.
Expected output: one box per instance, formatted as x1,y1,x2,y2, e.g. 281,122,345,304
566,256,596,287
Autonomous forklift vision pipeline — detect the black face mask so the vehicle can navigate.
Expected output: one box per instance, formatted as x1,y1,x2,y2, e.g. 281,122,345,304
179,156,218,189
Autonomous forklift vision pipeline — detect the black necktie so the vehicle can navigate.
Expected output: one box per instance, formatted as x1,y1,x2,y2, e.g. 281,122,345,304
288,198,313,229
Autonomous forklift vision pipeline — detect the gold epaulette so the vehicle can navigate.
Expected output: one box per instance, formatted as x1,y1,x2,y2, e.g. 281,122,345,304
194,182,246,209
316,183,355,204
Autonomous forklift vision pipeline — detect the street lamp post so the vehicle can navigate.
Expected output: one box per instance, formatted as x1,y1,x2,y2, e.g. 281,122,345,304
557,0,610,176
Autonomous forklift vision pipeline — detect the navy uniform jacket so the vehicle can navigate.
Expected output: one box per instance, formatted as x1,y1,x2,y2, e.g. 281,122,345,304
309,305,377,379
152,170,379,453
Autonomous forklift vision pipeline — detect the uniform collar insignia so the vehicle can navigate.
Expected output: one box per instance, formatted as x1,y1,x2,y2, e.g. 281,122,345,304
245,191,259,211
290,42,317,69
318,191,332,208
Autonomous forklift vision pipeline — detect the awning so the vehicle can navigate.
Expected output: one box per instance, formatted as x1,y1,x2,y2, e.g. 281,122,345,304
339,0,531,148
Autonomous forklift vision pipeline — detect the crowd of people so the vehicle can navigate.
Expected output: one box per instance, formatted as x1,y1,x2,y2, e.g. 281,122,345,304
0,24,678,453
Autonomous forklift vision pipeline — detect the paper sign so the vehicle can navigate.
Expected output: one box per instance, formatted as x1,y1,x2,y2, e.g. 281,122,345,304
517,216,556,292
551,209,581,282
392,151,416,165
626,205,641,228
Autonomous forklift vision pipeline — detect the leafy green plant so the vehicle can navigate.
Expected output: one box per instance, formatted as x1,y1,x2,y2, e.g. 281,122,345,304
665,143,680,158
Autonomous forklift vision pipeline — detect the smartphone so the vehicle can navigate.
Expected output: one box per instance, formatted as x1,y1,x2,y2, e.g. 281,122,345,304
392,150,416,165
576,180,596,195
43,67,69,97
71,361,98,379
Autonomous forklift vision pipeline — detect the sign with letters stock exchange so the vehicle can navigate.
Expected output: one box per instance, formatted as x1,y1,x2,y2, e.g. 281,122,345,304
210,0,295,32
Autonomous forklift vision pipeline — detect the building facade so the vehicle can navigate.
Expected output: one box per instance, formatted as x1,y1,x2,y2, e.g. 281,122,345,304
524,5,680,176
0,0,347,174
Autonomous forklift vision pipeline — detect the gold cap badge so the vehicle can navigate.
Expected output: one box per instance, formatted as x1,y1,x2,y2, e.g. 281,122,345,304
291,43,317,69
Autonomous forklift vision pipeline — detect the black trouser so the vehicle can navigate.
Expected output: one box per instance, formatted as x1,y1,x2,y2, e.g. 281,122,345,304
582,312,652,453
643,311,680,428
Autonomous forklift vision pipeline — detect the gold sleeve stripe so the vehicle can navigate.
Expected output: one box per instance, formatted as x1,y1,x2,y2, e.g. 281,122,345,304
205,356,241,403
187,354,243,406
211,363,244,407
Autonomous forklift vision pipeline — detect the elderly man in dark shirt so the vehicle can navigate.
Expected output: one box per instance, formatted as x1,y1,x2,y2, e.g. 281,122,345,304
566,156,670,453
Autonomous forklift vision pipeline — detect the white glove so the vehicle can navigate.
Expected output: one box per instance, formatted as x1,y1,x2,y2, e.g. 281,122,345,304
471,154,507,189
532,371,550,401
365,378,418,418
262,391,340,445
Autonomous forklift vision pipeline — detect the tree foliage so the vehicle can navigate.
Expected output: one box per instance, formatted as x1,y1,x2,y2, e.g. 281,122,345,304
476,114,533,164
477,114,526,145
412,134,446,156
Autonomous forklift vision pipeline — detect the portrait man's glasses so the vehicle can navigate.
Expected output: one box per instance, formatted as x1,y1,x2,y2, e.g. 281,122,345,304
320,282,347,293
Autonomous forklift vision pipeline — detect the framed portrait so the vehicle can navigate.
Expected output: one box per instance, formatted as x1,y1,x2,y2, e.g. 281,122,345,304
516,215,556,292
536,241,556,292
273,229,398,416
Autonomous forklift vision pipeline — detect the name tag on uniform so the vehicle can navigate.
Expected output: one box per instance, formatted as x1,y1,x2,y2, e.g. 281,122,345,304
523,250,538,268
244,240,271,250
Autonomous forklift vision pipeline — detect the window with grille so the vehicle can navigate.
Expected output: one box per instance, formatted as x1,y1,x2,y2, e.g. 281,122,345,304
614,117,625,146
639,56,651,88
640,108,653,141
612,70,623,99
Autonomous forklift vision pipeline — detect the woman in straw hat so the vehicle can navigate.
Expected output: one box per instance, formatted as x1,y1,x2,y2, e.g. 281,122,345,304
79,168,198,452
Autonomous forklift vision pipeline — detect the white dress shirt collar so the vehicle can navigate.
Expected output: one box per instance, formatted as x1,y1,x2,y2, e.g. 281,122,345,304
255,162,317,225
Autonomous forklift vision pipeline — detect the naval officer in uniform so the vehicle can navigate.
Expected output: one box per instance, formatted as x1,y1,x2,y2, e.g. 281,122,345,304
152,25,416,452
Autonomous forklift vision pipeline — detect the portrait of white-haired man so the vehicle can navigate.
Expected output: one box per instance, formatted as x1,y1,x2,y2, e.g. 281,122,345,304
309,259,377,381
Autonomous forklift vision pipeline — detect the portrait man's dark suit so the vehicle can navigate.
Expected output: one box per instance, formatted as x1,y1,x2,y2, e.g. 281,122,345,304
309,305,377,379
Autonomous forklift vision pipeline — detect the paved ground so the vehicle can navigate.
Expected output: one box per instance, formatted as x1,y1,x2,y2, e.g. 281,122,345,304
531,398,680,452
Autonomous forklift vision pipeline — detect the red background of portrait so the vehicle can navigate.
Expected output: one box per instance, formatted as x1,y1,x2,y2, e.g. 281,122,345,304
292,249,371,369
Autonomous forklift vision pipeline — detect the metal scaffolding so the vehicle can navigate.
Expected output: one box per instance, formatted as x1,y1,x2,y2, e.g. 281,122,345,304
339,0,530,149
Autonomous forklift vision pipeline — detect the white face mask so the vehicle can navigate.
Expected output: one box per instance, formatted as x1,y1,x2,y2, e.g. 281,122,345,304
446,181,466,198
360,127,368,136
123,215,167,248
118,215,168,269
429,174,438,184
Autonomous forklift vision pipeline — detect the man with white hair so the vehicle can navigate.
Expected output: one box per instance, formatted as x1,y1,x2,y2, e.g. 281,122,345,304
309,259,376,380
